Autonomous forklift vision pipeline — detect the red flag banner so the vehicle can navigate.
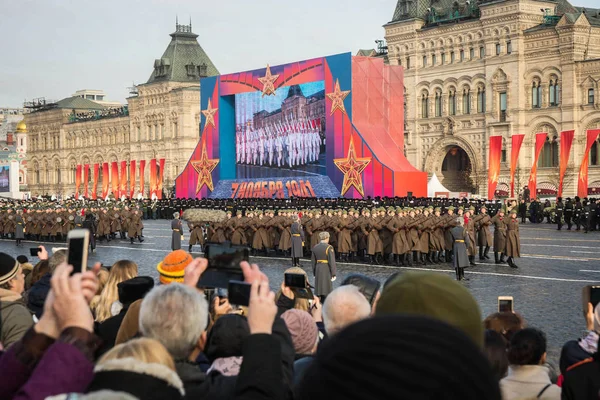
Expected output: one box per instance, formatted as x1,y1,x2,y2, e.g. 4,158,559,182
528,133,548,198
129,160,136,198
488,136,503,199
111,162,119,198
83,164,89,198
157,158,165,199
149,159,157,199
75,165,82,199
102,163,109,199
139,160,146,197
558,130,575,197
120,161,127,199
510,134,525,197
92,164,99,199
578,129,600,198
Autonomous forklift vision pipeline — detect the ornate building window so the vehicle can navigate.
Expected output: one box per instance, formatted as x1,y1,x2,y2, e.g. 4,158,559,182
499,92,507,121
463,89,471,114
449,90,456,115
422,55,427,67
432,53,437,65
549,80,560,106
477,87,486,113
450,51,455,63
405,57,411,69
532,81,541,108
421,92,429,118
495,43,501,55
506,41,512,54
479,46,485,59
590,141,599,166
441,53,446,65
589,88,595,105
470,48,475,60
460,50,464,61
435,91,442,117
539,136,559,168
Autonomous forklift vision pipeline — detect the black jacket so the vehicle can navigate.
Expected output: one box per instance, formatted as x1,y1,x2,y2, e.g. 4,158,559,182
559,339,593,374
26,273,51,318
561,352,600,400
178,318,294,400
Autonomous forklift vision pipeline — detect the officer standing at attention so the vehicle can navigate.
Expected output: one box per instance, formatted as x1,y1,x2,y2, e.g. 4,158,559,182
171,212,183,251
290,213,305,267
555,197,564,230
312,231,337,302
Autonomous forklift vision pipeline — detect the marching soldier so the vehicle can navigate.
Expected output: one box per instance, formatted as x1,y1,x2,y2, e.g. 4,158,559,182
475,206,492,262
505,210,520,268
188,220,205,253
555,197,564,230
564,198,574,230
464,208,477,266
491,209,507,264
14,210,24,247
290,213,305,267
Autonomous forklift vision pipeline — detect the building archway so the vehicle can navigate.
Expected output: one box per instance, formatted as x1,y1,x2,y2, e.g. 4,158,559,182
423,136,482,194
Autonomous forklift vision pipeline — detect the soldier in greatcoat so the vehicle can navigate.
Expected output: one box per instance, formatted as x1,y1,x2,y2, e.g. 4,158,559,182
311,231,337,302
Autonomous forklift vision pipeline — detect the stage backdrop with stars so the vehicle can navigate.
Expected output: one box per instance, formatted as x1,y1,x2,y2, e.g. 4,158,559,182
175,52,426,199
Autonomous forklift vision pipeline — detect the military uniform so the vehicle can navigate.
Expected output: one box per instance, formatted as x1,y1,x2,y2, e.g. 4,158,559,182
311,241,336,298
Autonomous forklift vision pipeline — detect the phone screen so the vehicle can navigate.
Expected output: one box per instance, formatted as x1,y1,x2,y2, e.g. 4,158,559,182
68,238,85,274
29,247,40,257
498,299,513,313
228,280,251,306
207,245,249,270
285,273,306,289
591,287,600,308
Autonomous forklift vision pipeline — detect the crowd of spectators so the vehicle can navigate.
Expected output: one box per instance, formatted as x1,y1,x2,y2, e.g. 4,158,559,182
0,245,599,399
68,106,129,123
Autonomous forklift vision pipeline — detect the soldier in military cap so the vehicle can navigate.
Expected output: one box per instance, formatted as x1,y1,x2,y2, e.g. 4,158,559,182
555,197,564,230
312,231,336,301
564,197,574,230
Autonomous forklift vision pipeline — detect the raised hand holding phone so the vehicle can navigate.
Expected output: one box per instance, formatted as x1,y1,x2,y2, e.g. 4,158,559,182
67,229,90,275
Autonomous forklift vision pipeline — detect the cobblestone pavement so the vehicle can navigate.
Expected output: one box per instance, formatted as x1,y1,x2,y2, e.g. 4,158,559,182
4,220,599,364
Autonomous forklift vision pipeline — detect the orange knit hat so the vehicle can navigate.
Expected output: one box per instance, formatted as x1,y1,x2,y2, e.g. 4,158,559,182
156,250,192,284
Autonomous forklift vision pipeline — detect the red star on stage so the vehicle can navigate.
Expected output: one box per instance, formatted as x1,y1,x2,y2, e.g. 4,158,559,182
192,141,220,193
201,99,218,131
258,64,279,97
334,136,371,197
326,79,351,116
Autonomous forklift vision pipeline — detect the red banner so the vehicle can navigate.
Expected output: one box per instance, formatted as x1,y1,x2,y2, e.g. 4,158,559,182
111,162,119,198
578,129,600,198
102,163,109,199
488,136,503,199
510,134,525,197
139,160,146,197
149,159,157,199
83,164,89,198
129,160,136,198
92,164,99,199
157,158,165,199
528,133,548,199
558,130,575,197
75,165,82,199
120,161,127,199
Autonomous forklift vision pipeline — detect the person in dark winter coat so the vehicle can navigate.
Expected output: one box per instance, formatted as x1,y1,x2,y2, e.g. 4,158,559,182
450,217,469,281
14,211,25,247
204,314,250,377
290,214,305,267
0,252,33,347
171,212,183,251
95,276,154,357
559,302,599,379
311,231,337,301
561,343,600,400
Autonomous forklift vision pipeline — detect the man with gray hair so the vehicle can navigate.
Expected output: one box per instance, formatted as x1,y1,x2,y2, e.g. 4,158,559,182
311,231,336,301
322,285,371,336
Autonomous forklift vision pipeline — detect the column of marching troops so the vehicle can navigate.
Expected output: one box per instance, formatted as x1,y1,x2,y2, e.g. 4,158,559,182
184,200,523,280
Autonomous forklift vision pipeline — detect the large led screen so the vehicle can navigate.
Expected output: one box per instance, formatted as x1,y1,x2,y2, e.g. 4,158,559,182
235,81,326,178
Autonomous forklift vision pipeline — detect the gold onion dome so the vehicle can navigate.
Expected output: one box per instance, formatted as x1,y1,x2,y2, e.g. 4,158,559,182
15,120,26,133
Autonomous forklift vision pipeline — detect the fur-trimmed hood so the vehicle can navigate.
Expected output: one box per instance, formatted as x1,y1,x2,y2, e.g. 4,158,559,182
86,358,185,399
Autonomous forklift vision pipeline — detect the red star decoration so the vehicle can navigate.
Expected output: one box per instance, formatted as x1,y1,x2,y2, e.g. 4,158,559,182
334,136,371,197
191,140,220,193
257,64,279,97
201,99,218,131
326,79,351,116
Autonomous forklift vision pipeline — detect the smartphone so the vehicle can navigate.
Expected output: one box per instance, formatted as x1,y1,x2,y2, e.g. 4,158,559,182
67,229,90,275
591,287,600,309
198,244,250,288
285,273,307,289
228,280,252,307
498,296,514,313
29,247,41,257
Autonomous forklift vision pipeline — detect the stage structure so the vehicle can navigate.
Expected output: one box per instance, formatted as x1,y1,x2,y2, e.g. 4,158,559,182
176,52,426,199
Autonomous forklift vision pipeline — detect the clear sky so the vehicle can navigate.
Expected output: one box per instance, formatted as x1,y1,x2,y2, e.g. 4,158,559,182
2,0,597,108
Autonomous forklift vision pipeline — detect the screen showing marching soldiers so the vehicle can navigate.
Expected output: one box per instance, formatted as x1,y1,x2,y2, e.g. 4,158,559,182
234,81,326,178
